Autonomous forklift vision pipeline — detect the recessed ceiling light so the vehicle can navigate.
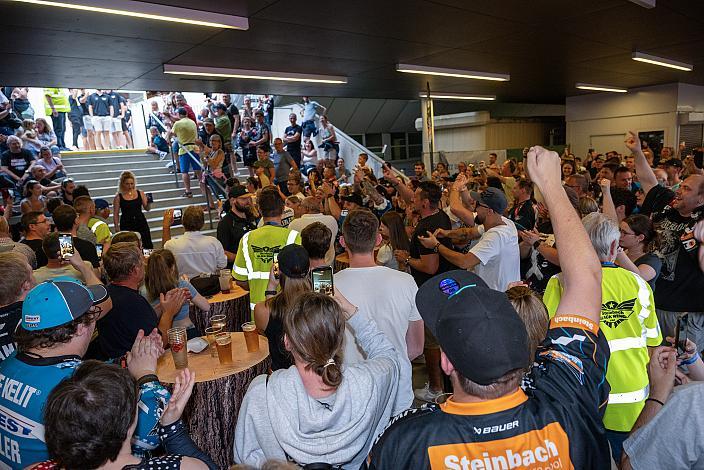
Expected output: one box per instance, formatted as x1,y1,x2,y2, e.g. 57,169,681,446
399,64,509,82
576,83,628,93
632,52,693,71
8,0,249,29
418,92,496,101
163,64,347,84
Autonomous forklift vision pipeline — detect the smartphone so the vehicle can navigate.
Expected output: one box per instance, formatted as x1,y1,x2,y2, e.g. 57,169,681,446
311,266,334,296
146,192,154,204
96,243,103,259
143,248,154,257
171,208,182,226
675,314,689,356
273,252,279,280
58,234,74,259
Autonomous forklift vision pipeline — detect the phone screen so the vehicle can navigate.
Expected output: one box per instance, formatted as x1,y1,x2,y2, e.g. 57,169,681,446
675,314,689,356
172,209,182,226
311,267,334,296
96,244,103,259
273,252,279,279
146,192,154,203
58,234,74,259
143,248,154,257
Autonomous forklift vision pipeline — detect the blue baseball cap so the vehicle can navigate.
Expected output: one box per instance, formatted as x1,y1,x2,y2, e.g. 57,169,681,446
22,279,108,331
94,198,110,210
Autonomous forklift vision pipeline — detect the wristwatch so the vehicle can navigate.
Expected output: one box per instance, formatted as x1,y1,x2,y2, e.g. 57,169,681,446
432,242,441,253
404,256,411,264
533,240,541,250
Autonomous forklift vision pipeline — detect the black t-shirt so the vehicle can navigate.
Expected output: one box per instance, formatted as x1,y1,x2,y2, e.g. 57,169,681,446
21,238,48,268
225,103,239,129
89,92,111,116
635,252,662,292
62,235,100,268
284,125,303,153
366,315,611,470
124,109,132,125
96,284,158,360
0,301,22,362
1,149,34,178
409,210,457,286
216,211,257,264
198,128,224,147
641,185,704,311
509,199,536,231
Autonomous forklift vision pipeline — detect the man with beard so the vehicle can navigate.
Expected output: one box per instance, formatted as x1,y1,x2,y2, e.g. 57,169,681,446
217,186,258,267
629,130,704,348
418,187,520,291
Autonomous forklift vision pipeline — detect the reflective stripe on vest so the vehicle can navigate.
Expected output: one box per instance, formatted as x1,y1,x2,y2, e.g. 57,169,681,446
240,228,299,280
608,337,646,353
90,220,106,233
609,385,649,404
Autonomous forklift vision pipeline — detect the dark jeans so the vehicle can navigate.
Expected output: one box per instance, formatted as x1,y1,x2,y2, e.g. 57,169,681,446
51,112,67,148
302,120,317,138
69,114,82,148
606,429,628,464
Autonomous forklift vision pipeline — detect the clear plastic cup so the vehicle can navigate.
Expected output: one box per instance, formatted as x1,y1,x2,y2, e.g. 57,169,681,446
167,326,188,369
215,332,233,365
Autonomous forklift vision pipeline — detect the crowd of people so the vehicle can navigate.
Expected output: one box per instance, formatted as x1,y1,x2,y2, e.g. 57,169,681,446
0,91,703,470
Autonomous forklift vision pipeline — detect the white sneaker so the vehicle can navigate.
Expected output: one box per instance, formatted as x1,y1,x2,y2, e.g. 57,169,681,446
414,383,443,403
158,151,168,160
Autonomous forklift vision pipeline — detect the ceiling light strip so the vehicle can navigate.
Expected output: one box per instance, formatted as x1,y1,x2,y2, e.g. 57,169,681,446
575,83,628,93
398,64,509,82
419,92,496,101
631,52,693,71
8,0,249,29
163,64,347,84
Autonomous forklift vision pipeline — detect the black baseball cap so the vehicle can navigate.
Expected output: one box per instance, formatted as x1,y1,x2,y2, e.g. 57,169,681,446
470,187,508,214
663,158,683,169
416,270,529,385
214,103,227,111
228,186,248,199
278,244,309,279
341,192,364,206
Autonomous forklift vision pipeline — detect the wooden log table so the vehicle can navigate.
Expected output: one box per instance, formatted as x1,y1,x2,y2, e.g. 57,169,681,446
157,332,270,469
189,281,251,333
334,252,350,272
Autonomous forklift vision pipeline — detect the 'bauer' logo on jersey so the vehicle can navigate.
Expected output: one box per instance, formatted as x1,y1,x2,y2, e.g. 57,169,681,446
251,245,281,263
601,298,636,328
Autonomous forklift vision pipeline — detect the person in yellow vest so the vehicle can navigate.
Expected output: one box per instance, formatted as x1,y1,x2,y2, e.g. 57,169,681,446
43,88,71,150
88,198,114,250
543,211,661,464
233,187,301,315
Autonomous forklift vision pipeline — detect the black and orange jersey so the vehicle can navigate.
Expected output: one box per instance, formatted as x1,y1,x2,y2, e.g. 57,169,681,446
366,314,611,470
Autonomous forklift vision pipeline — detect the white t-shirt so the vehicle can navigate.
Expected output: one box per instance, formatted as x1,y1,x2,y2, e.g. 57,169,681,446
334,266,422,410
163,231,227,279
287,213,339,265
469,216,520,291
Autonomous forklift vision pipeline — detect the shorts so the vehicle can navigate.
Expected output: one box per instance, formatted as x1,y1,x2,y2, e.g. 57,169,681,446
82,115,94,131
111,117,122,132
179,152,202,173
302,120,317,138
121,119,129,132
424,325,440,350
93,116,112,132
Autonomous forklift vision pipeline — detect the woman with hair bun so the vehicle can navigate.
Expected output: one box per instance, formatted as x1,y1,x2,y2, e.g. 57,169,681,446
235,290,400,469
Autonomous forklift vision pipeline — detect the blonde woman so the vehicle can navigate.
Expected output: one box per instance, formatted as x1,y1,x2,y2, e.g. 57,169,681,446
113,171,153,248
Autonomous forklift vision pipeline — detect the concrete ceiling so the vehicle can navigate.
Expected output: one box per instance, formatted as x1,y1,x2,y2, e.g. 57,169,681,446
1,0,704,103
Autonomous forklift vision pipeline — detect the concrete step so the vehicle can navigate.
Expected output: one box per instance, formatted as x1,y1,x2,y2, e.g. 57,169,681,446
89,184,207,200
68,165,171,178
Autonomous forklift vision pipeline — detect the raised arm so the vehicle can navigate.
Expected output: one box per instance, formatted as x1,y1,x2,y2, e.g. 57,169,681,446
449,174,475,226
599,178,618,222
526,146,601,321
625,131,658,197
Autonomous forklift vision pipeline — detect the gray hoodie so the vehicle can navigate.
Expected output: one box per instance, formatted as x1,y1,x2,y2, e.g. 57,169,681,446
234,308,400,469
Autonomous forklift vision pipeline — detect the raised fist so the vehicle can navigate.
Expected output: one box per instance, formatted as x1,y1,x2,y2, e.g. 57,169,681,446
525,146,561,189
625,131,642,153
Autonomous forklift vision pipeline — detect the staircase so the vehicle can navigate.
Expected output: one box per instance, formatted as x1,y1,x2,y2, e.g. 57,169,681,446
61,150,248,247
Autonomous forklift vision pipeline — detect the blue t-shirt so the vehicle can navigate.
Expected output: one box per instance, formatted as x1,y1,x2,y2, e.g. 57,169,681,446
89,92,111,116
0,352,170,467
153,135,169,153
148,280,197,322
302,101,320,121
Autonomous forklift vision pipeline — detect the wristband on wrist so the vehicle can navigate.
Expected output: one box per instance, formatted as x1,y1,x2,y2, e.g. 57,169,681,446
136,374,159,388
645,397,665,407
533,240,541,250
432,242,441,253
681,352,700,366
265,290,277,296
